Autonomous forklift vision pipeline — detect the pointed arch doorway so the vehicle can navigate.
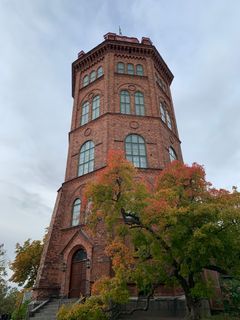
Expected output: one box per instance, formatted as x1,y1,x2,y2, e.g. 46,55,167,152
69,248,87,298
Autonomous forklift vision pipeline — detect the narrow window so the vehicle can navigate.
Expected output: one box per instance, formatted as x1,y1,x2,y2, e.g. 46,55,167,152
160,102,166,123
136,64,144,76
72,199,81,226
90,71,96,83
81,102,89,125
117,62,125,74
135,92,145,116
92,95,100,120
83,75,89,87
125,134,147,168
169,147,177,162
120,90,130,114
97,66,103,78
166,111,172,130
78,141,95,176
127,63,134,75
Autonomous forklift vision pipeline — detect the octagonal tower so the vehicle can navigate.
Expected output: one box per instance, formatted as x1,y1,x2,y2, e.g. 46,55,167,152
33,33,183,300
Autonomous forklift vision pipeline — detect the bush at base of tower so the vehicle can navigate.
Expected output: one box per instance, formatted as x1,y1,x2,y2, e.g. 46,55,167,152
57,296,107,320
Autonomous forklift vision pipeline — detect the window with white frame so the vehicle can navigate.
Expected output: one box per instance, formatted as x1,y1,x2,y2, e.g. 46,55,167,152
97,66,103,78
92,95,100,120
90,70,96,83
169,147,177,162
71,198,81,226
83,75,89,87
136,64,144,76
117,62,125,73
127,63,134,75
78,141,95,176
135,92,145,115
125,134,147,168
120,90,131,114
81,102,89,125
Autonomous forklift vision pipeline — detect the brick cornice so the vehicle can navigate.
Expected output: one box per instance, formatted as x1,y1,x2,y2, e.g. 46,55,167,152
72,38,174,97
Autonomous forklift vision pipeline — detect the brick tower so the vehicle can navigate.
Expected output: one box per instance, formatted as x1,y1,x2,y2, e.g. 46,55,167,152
33,33,183,300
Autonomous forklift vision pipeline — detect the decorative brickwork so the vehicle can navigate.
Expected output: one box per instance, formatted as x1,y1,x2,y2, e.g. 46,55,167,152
33,33,183,300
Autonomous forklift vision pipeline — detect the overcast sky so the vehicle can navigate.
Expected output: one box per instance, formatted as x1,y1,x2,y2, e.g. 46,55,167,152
1,0,240,269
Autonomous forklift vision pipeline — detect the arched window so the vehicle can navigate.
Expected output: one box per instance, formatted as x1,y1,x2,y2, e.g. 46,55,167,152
136,64,144,76
117,62,125,74
83,75,89,87
78,141,94,176
120,90,130,114
169,147,177,162
81,101,89,125
160,102,166,123
127,63,134,75
92,95,100,120
97,66,103,78
72,248,87,262
166,111,172,130
135,92,145,116
125,134,147,168
72,199,81,226
90,70,96,83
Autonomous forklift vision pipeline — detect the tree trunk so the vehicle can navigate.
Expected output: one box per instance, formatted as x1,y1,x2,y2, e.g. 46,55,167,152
185,295,202,320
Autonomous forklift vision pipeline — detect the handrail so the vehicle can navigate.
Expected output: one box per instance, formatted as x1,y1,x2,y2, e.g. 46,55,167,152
28,299,50,318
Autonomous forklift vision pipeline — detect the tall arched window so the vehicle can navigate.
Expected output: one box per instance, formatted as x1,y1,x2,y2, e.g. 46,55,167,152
117,62,125,73
166,111,172,130
135,92,145,116
90,70,96,83
169,147,177,162
92,95,100,120
72,199,81,226
127,63,134,75
136,64,144,76
78,141,95,176
81,102,89,125
83,75,89,87
97,66,103,78
125,134,147,168
160,102,166,123
120,90,130,114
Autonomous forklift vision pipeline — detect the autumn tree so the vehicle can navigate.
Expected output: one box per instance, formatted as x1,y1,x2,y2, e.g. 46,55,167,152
85,151,240,320
10,239,43,288
0,244,19,315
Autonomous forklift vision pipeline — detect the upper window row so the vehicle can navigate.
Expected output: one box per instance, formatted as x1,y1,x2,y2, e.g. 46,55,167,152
155,73,168,93
117,62,144,76
82,66,104,88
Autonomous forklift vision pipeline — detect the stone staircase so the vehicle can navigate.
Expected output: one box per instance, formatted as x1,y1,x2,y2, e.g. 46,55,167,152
29,298,77,320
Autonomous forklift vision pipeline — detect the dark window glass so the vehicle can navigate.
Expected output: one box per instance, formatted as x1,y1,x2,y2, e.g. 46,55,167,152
72,249,87,262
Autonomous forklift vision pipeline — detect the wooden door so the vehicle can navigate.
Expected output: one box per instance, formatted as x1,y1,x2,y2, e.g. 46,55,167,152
69,249,87,298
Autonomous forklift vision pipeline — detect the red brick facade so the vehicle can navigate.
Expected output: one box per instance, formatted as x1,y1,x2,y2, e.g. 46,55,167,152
33,33,183,300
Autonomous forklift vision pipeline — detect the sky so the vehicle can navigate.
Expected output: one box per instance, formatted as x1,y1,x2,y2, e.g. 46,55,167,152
0,0,240,270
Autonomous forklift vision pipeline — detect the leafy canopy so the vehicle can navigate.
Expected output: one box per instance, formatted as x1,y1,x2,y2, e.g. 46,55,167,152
85,151,240,319
10,239,43,288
